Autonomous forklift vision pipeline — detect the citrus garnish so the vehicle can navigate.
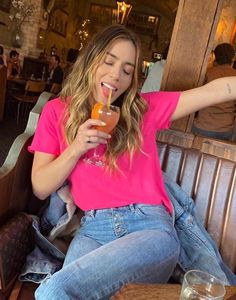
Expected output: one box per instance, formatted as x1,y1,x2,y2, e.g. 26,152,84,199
91,102,103,119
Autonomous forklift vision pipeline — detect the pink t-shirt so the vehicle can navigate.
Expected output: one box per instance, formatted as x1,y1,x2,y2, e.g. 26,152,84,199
29,91,180,212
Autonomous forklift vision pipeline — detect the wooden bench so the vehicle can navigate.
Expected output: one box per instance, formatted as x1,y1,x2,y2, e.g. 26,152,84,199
1,125,236,299
157,129,236,162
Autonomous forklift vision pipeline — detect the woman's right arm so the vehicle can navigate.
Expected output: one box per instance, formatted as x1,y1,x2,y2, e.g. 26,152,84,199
32,119,110,200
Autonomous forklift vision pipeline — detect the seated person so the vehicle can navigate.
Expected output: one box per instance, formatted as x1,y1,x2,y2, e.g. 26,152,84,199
48,55,64,85
0,45,7,67
192,43,236,140
29,25,236,299
63,48,79,80
7,50,21,78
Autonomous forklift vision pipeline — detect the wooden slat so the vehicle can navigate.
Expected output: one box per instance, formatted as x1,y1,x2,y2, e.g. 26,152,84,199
193,154,218,227
161,145,184,182
207,160,235,247
221,172,236,271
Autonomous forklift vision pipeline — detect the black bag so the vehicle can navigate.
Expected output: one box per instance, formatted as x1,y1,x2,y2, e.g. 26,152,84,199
0,213,32,293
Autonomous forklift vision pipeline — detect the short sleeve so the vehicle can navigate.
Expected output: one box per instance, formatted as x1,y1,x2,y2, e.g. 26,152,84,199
28,99,65,156
141,91,181,130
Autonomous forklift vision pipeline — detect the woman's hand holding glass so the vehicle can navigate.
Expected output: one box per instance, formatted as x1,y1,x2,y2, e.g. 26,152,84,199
74,119,111,159
83,103,120,166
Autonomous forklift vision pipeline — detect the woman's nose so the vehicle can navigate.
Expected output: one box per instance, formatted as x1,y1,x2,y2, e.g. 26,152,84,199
110,66,121,81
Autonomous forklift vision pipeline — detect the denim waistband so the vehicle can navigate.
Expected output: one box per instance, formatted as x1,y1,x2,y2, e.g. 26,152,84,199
85,204,168,216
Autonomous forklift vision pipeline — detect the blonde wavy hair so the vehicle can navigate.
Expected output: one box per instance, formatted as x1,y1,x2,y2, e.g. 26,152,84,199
60,24,147,171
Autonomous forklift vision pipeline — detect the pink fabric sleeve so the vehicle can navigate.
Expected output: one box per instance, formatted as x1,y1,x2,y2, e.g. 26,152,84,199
28,99,62,156
141,91,181,130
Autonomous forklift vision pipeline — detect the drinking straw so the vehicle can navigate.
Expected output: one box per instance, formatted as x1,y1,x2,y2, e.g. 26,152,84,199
107,88,112,110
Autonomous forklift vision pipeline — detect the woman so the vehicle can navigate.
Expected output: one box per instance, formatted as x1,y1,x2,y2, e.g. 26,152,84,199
31,25,236,299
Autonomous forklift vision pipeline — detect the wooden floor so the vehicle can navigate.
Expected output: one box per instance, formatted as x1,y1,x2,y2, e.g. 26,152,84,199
0,114,27,167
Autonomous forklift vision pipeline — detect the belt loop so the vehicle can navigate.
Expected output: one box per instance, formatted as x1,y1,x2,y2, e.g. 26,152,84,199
129,204,135,212
90,209,95,217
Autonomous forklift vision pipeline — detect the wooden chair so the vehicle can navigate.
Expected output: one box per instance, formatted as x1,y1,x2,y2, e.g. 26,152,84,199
0,66,7,121
50,83,62,95
12,80,46,124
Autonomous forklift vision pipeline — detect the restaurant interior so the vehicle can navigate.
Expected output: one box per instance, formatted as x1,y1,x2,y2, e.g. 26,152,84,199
1,1,236,300
0,1,236,158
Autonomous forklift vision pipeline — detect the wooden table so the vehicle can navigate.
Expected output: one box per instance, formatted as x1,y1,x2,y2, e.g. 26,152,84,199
111,283,236,300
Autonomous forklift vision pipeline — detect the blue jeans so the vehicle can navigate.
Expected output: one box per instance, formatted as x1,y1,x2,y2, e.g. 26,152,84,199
192,124,233,140
35,204,180,300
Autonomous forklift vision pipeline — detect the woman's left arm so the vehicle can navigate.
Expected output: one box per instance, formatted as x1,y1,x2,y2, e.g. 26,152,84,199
172,76,236,121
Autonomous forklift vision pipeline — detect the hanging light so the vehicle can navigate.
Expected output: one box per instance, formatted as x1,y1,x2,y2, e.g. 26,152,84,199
116,1,132,25
73,18,91,51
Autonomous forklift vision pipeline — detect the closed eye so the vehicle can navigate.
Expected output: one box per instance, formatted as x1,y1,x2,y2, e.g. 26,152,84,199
124,66,134,76
104,61,113,66
124,69,131,75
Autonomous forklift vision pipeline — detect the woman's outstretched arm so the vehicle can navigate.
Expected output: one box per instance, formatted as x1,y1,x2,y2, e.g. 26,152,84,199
172,76,236,121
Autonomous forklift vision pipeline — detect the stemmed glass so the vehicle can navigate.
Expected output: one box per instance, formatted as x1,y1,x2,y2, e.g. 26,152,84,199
83,103,120,166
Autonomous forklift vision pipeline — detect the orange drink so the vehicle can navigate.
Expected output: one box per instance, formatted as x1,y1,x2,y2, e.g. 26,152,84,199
91,103,120,133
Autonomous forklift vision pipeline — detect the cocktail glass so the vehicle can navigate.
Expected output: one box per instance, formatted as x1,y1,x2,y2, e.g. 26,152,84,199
84,103,120,166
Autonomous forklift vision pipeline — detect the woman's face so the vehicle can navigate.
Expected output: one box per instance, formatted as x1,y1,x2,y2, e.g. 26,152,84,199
91,39,136,105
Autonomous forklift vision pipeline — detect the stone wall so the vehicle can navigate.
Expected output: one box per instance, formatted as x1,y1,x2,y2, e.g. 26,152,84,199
0,0,176,64
0,0,43,58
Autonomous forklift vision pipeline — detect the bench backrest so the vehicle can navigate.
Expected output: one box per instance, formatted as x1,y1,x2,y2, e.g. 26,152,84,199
158,141,236,273
157,129,236,162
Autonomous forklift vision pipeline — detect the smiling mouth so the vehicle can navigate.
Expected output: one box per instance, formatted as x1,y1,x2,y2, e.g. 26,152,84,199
101,82,118,92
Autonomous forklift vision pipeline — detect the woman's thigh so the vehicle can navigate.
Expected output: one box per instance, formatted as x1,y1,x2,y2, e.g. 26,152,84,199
35,205,180,300
63,234,102,267
35,229,179,300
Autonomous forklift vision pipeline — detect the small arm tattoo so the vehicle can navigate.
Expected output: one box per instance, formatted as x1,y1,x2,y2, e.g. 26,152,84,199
227,83,232,94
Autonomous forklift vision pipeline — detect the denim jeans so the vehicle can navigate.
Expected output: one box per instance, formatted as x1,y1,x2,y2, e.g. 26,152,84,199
35,204,180,300
192,124,233,140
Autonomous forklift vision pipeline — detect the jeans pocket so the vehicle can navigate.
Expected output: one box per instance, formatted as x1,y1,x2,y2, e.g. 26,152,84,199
135,204,168,218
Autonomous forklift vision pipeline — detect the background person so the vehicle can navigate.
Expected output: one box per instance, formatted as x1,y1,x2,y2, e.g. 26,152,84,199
29,25,236,300
7,50,21,78
192,43,236,140
141,44,169,92
48,54,64,85
63,48,79,80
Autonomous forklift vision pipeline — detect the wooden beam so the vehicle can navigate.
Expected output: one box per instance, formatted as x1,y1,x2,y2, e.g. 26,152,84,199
161,0,225,131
